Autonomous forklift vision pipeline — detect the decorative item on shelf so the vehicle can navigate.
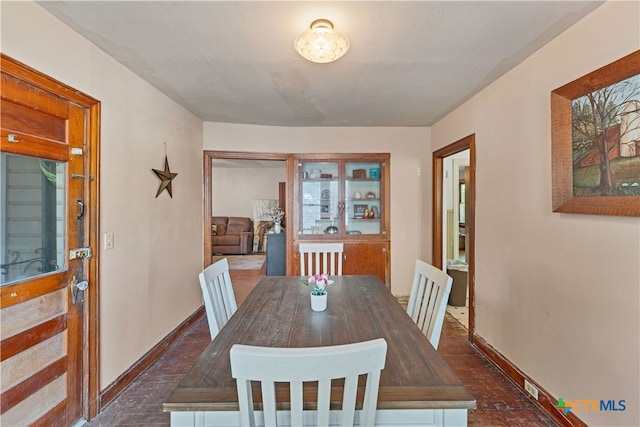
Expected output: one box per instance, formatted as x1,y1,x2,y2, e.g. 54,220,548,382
364,208,370,218
320,190,331,218
309,169,321,179
369,168,380,179
324,218,338,234
353,191,362,199
267,206,285,233
366,191,376,199
354,204,367,219
320,173,333,179
371,206,379,219
353,169,367,179
301,274,334,312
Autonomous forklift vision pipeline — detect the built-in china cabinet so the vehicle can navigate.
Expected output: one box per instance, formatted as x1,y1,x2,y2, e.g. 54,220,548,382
290,153,390,286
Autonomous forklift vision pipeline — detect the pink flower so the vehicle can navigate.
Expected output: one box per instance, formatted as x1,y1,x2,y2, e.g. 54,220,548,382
307,273,330,286
302,274,334,295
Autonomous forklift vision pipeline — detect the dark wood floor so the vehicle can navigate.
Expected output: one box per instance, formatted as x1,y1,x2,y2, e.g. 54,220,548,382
87,268,557,426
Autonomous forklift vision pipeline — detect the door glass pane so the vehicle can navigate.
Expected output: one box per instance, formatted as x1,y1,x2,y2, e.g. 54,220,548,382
1,153,66,285
345,162,382,235
300,162,339,235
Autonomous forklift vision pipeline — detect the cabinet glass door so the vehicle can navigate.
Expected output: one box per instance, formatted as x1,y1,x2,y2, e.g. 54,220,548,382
300,161,340,236
344,162,382,235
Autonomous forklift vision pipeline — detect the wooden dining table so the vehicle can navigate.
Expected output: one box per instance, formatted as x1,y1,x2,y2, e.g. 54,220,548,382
164,275,475,426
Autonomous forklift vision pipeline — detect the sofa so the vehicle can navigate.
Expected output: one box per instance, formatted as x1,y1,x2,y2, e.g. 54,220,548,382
211,216,254,255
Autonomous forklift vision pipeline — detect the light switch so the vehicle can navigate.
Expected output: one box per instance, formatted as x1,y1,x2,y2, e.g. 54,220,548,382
104,232,114,250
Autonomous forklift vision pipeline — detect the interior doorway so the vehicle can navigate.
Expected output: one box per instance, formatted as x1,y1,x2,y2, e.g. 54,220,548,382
432,135,476,340
203,151,289,261
203,152,290,301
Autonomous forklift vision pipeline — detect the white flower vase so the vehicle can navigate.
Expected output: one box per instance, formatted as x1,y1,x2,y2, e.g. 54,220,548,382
310,293,327,312
274,223,282,234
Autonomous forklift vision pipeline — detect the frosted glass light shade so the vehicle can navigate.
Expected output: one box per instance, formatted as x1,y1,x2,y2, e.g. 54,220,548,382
294,19,350,64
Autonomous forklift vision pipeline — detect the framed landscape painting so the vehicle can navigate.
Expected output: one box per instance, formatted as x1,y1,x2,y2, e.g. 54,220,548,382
551,50,640,216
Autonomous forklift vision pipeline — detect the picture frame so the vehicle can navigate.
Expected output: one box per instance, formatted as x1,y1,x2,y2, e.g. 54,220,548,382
551,50,640,217
354,204,367,219
320,204,330,219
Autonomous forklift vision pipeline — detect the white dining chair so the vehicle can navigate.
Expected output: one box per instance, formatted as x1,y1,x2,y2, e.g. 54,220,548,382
406,259,453,349
198,258,238,340
230,338,387,427
299,242,344,276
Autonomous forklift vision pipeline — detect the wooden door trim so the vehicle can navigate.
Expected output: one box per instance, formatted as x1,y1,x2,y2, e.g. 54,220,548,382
1,54,101,420
432,134,475,341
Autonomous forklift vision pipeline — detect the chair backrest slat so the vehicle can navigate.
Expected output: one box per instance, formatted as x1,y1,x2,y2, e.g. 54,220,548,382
198,258,238,340
290,382,304,426
406,259,453,349
261,381,278,426
230,338,387,426
299,243,344,276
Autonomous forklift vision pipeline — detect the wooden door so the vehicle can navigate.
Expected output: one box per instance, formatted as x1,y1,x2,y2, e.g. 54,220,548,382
0,55,100,425
343,242,390,287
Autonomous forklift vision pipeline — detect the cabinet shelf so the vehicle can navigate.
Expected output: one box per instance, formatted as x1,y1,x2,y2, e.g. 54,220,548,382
350,218,381,221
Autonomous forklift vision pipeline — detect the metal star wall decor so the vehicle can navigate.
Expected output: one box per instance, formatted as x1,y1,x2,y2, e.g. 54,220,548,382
152,156,178,198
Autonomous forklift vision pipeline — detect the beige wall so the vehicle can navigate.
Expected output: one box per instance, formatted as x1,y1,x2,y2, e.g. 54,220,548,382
212,163,286,218
432,2,640,425
1,2,205,387
203,124,431,295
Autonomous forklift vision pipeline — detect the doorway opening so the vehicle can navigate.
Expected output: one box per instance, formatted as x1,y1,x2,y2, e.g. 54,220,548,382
433,135,475,340
203,151,290,300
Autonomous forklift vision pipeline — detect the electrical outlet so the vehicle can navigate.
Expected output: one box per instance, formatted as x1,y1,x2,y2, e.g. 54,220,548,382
524,379,539,400
104,232,114,250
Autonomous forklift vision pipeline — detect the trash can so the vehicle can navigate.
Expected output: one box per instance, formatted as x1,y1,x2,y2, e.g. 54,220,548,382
447,262,468,307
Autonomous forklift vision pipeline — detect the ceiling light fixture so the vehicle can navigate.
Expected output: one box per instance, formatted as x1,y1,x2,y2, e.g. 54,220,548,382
294,19,350,64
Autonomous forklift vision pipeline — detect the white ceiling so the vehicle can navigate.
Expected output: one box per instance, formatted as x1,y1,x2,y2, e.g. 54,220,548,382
36,1,603,127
